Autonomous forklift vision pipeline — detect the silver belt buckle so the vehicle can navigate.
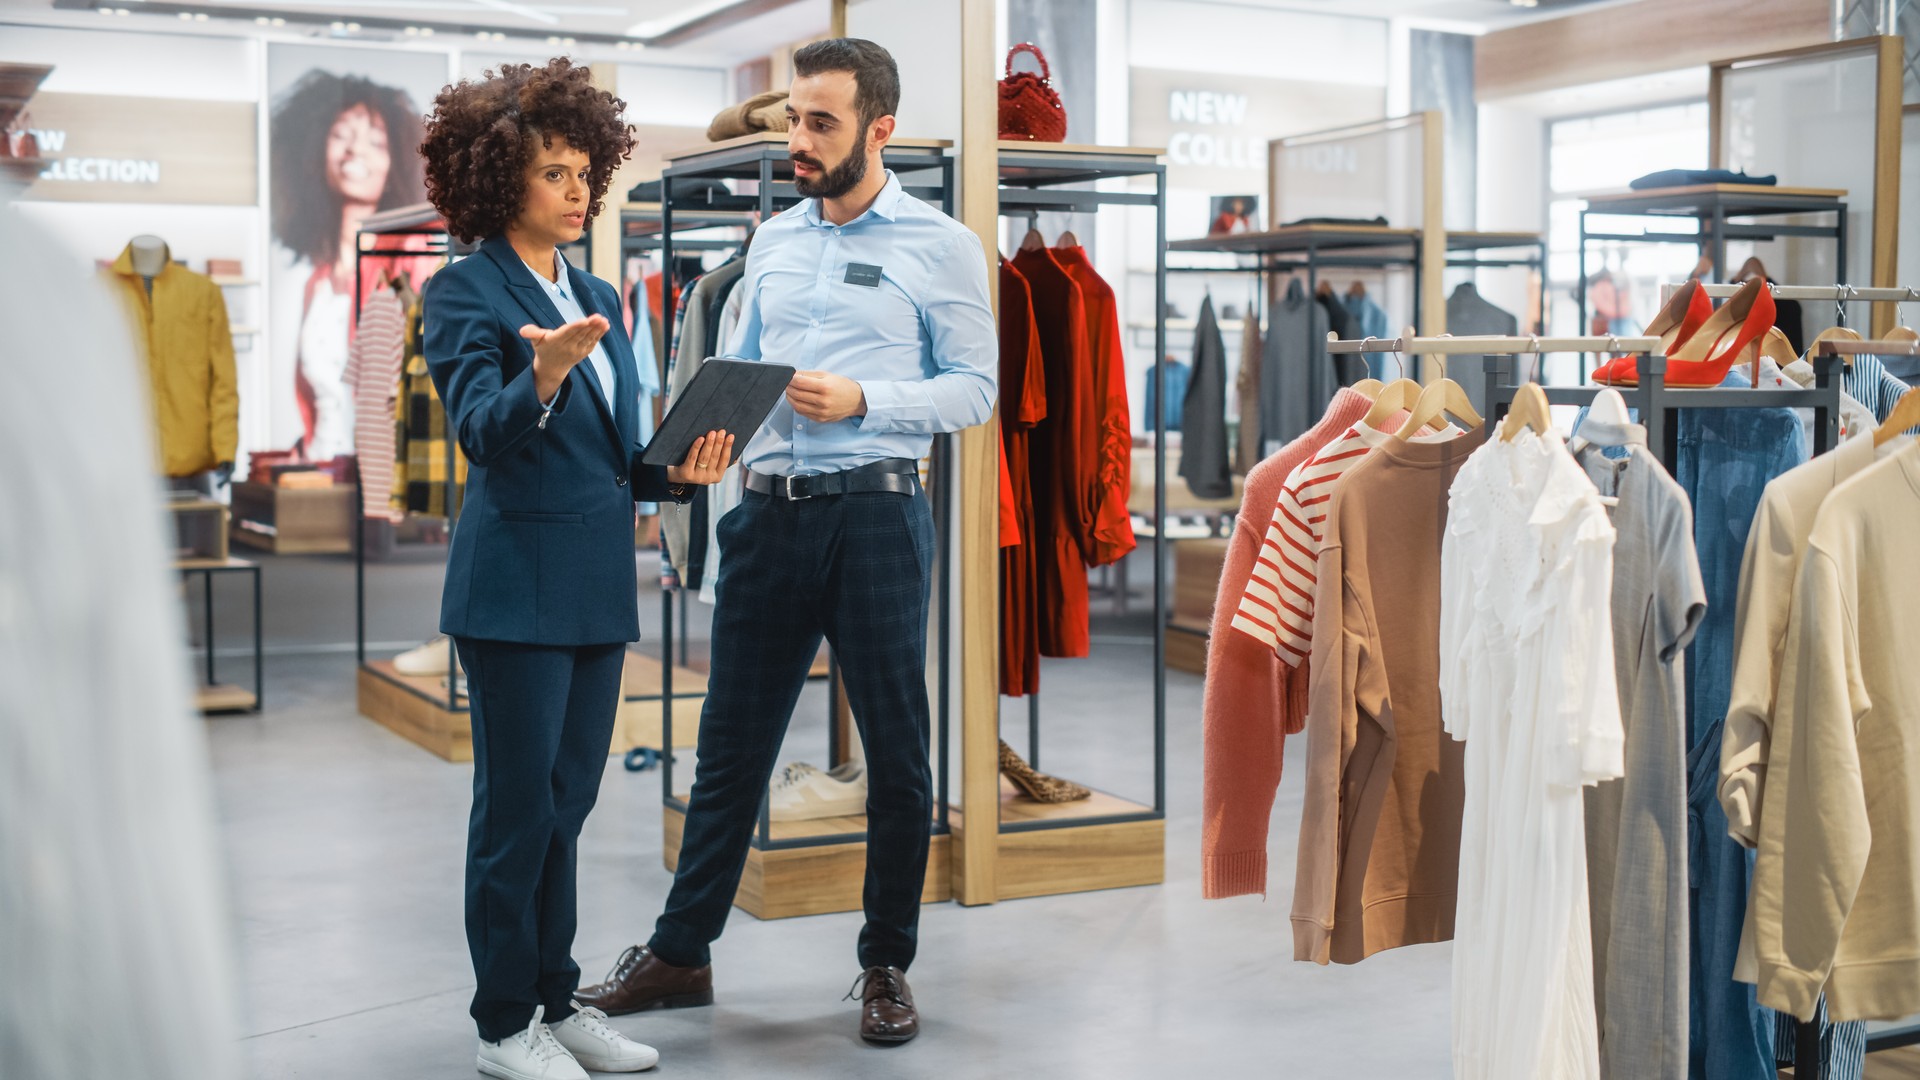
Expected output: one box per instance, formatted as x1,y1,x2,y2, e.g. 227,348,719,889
784,474,812,500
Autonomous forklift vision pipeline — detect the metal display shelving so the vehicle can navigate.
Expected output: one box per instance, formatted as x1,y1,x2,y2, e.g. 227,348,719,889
653,134,957,856
995,141,1168,840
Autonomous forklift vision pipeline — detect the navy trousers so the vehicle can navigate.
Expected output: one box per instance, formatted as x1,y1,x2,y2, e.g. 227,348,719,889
456,637,625,1042
651,487,936,972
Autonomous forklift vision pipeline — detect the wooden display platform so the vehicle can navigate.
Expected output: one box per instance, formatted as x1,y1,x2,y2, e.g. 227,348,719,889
196,683,258,713
360,651,707,763
661,803,951,920
953,780,1165,902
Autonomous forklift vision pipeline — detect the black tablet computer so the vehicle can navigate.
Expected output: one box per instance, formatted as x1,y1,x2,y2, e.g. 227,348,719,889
639,357,796,467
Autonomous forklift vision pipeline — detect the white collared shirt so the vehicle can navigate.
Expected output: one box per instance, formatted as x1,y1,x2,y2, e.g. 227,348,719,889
522,250,617,403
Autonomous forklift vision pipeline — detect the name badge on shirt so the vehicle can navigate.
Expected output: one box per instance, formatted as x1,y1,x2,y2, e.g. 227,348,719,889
844,263,883,288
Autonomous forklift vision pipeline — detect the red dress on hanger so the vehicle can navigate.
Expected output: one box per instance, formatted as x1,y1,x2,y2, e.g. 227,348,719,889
1011,244,1094,659
1053,244,1136,567
999,258,1050,694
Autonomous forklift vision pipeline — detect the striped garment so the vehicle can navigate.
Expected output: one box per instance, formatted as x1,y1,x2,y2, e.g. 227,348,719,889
1846,351,1911,428
1231,420,1461,664
345,288,408,523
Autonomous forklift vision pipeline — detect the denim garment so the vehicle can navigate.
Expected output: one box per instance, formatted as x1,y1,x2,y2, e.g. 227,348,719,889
1343,292,1390,380
1674,374,1806,1080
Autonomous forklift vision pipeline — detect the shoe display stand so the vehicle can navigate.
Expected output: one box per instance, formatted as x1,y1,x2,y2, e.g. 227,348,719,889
177,555,262,714
654,133,958,920
356,651,706,765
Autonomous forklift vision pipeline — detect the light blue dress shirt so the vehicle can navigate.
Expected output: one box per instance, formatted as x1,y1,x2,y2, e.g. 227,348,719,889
724,170,997,476
522,250,617,404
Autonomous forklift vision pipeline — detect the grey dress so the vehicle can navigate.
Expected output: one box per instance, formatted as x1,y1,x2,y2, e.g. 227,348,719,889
1575,420,1706,1080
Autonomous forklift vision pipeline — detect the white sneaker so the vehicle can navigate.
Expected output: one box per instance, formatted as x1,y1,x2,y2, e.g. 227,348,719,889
768,761,867,822
553,1003,660,1072
394,634,460,677
477,1006,588,1080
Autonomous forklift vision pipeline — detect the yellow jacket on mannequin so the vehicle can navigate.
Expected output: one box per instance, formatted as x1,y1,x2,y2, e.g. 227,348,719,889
107,240,239,476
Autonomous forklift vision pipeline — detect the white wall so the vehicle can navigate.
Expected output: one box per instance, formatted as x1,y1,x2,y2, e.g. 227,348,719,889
845,0,963,141
0,24,259,100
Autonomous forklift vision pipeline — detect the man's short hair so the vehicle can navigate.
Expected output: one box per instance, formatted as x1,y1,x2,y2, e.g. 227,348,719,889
792,38,900,134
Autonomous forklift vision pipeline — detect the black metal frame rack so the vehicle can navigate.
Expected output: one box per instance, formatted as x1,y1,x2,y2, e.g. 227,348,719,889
996,143,1169,834
654,136,956,853
1578,186,1848,352
350,220,463,712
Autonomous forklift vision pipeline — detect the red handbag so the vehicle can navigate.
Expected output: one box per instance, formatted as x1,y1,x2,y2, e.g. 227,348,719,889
997,43,1067,143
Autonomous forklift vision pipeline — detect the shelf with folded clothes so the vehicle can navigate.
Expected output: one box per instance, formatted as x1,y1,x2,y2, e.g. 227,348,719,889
648,135,959,876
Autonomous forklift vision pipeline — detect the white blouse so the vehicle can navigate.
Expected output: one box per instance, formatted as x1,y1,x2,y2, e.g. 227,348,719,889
1439,428,1624,1080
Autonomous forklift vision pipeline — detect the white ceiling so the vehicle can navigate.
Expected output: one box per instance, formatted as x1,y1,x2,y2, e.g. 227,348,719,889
0,0,832,65
1202,0,1635,32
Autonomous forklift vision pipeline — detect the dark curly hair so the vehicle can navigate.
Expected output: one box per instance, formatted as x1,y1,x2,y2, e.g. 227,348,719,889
419,58,635,244
270,70,425,266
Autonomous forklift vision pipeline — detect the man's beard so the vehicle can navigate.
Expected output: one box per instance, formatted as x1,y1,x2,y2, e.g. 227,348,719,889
792,145,868,199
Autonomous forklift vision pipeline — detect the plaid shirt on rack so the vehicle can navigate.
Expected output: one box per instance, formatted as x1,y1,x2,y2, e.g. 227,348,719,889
391,298,468,518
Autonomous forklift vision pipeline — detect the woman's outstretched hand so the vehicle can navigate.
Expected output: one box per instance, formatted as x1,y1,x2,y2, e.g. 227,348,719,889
667,430,735,486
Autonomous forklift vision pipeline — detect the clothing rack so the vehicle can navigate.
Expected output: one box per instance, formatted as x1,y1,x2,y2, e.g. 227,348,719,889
653,135,956,859
351,219,460,713
995,141,1168,845
1333,331,1909,1073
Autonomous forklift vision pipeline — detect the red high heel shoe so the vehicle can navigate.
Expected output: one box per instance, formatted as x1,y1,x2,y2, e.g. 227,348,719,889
1591,278,1712,386
1657,277,1776,388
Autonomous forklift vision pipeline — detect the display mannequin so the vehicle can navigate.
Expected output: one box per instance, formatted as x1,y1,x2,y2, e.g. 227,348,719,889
127,233,168,279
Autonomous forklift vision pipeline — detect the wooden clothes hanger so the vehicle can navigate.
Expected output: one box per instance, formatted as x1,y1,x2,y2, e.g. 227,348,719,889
1360,377,1422,430
1054,229,1080,248
1808,325,1863,366
1350,377,1385,401
1396,375,1484,439
1875,387,1920,448
1499,382,1552,442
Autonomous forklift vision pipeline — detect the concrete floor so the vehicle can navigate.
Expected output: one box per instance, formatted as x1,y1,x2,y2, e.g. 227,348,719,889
196,545,1458,1079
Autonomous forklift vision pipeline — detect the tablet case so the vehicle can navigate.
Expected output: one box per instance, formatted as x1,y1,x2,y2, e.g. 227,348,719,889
639,358,796,467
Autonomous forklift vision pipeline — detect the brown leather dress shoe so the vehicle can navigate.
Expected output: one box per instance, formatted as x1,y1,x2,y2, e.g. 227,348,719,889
574,945,713,1017
849,966,919,1045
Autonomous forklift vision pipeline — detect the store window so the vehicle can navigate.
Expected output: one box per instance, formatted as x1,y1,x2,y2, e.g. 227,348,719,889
1544,101,1708,342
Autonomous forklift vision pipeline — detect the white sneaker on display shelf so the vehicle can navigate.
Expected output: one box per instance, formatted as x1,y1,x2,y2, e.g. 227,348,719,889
476,1006,588,1080
393,634,460,676
553,1003,660,1072
768,761,867,822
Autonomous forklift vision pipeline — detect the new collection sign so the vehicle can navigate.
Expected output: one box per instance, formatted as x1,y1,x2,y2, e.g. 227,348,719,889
21,92,257,205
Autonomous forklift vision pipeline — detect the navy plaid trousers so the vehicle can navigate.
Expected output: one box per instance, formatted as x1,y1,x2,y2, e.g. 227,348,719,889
651,486,936,971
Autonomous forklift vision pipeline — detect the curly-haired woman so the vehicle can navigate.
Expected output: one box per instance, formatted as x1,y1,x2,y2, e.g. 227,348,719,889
417,57,730,1080
269,70,430,459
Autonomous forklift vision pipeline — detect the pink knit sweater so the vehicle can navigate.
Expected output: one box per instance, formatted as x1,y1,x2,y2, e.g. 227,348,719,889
1201,388,1372,899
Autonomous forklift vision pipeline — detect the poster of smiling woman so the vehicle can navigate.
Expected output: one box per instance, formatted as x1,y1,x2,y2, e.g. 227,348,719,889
266,44,447,462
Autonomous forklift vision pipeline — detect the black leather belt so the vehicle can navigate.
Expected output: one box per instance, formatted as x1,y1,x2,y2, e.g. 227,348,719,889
746,458,919,501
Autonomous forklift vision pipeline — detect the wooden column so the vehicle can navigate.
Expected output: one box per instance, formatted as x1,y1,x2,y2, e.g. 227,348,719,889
954,0,1000,907
1870,34,1902,337
831,0,847,38
588,62,627,288
1419,110,1446,374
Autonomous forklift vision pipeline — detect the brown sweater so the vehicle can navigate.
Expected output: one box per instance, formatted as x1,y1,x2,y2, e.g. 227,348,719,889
1292,428,1482,964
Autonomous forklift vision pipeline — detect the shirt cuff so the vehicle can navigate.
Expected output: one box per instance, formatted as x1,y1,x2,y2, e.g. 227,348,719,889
852,379,920,434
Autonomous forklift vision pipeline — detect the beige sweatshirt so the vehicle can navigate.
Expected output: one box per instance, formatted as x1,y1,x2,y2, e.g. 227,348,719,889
1292,429,1481,965
1720,434,1895,847
1747,442,1920,1023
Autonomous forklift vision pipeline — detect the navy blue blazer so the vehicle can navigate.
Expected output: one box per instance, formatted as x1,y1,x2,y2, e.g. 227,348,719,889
423,234,677,646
